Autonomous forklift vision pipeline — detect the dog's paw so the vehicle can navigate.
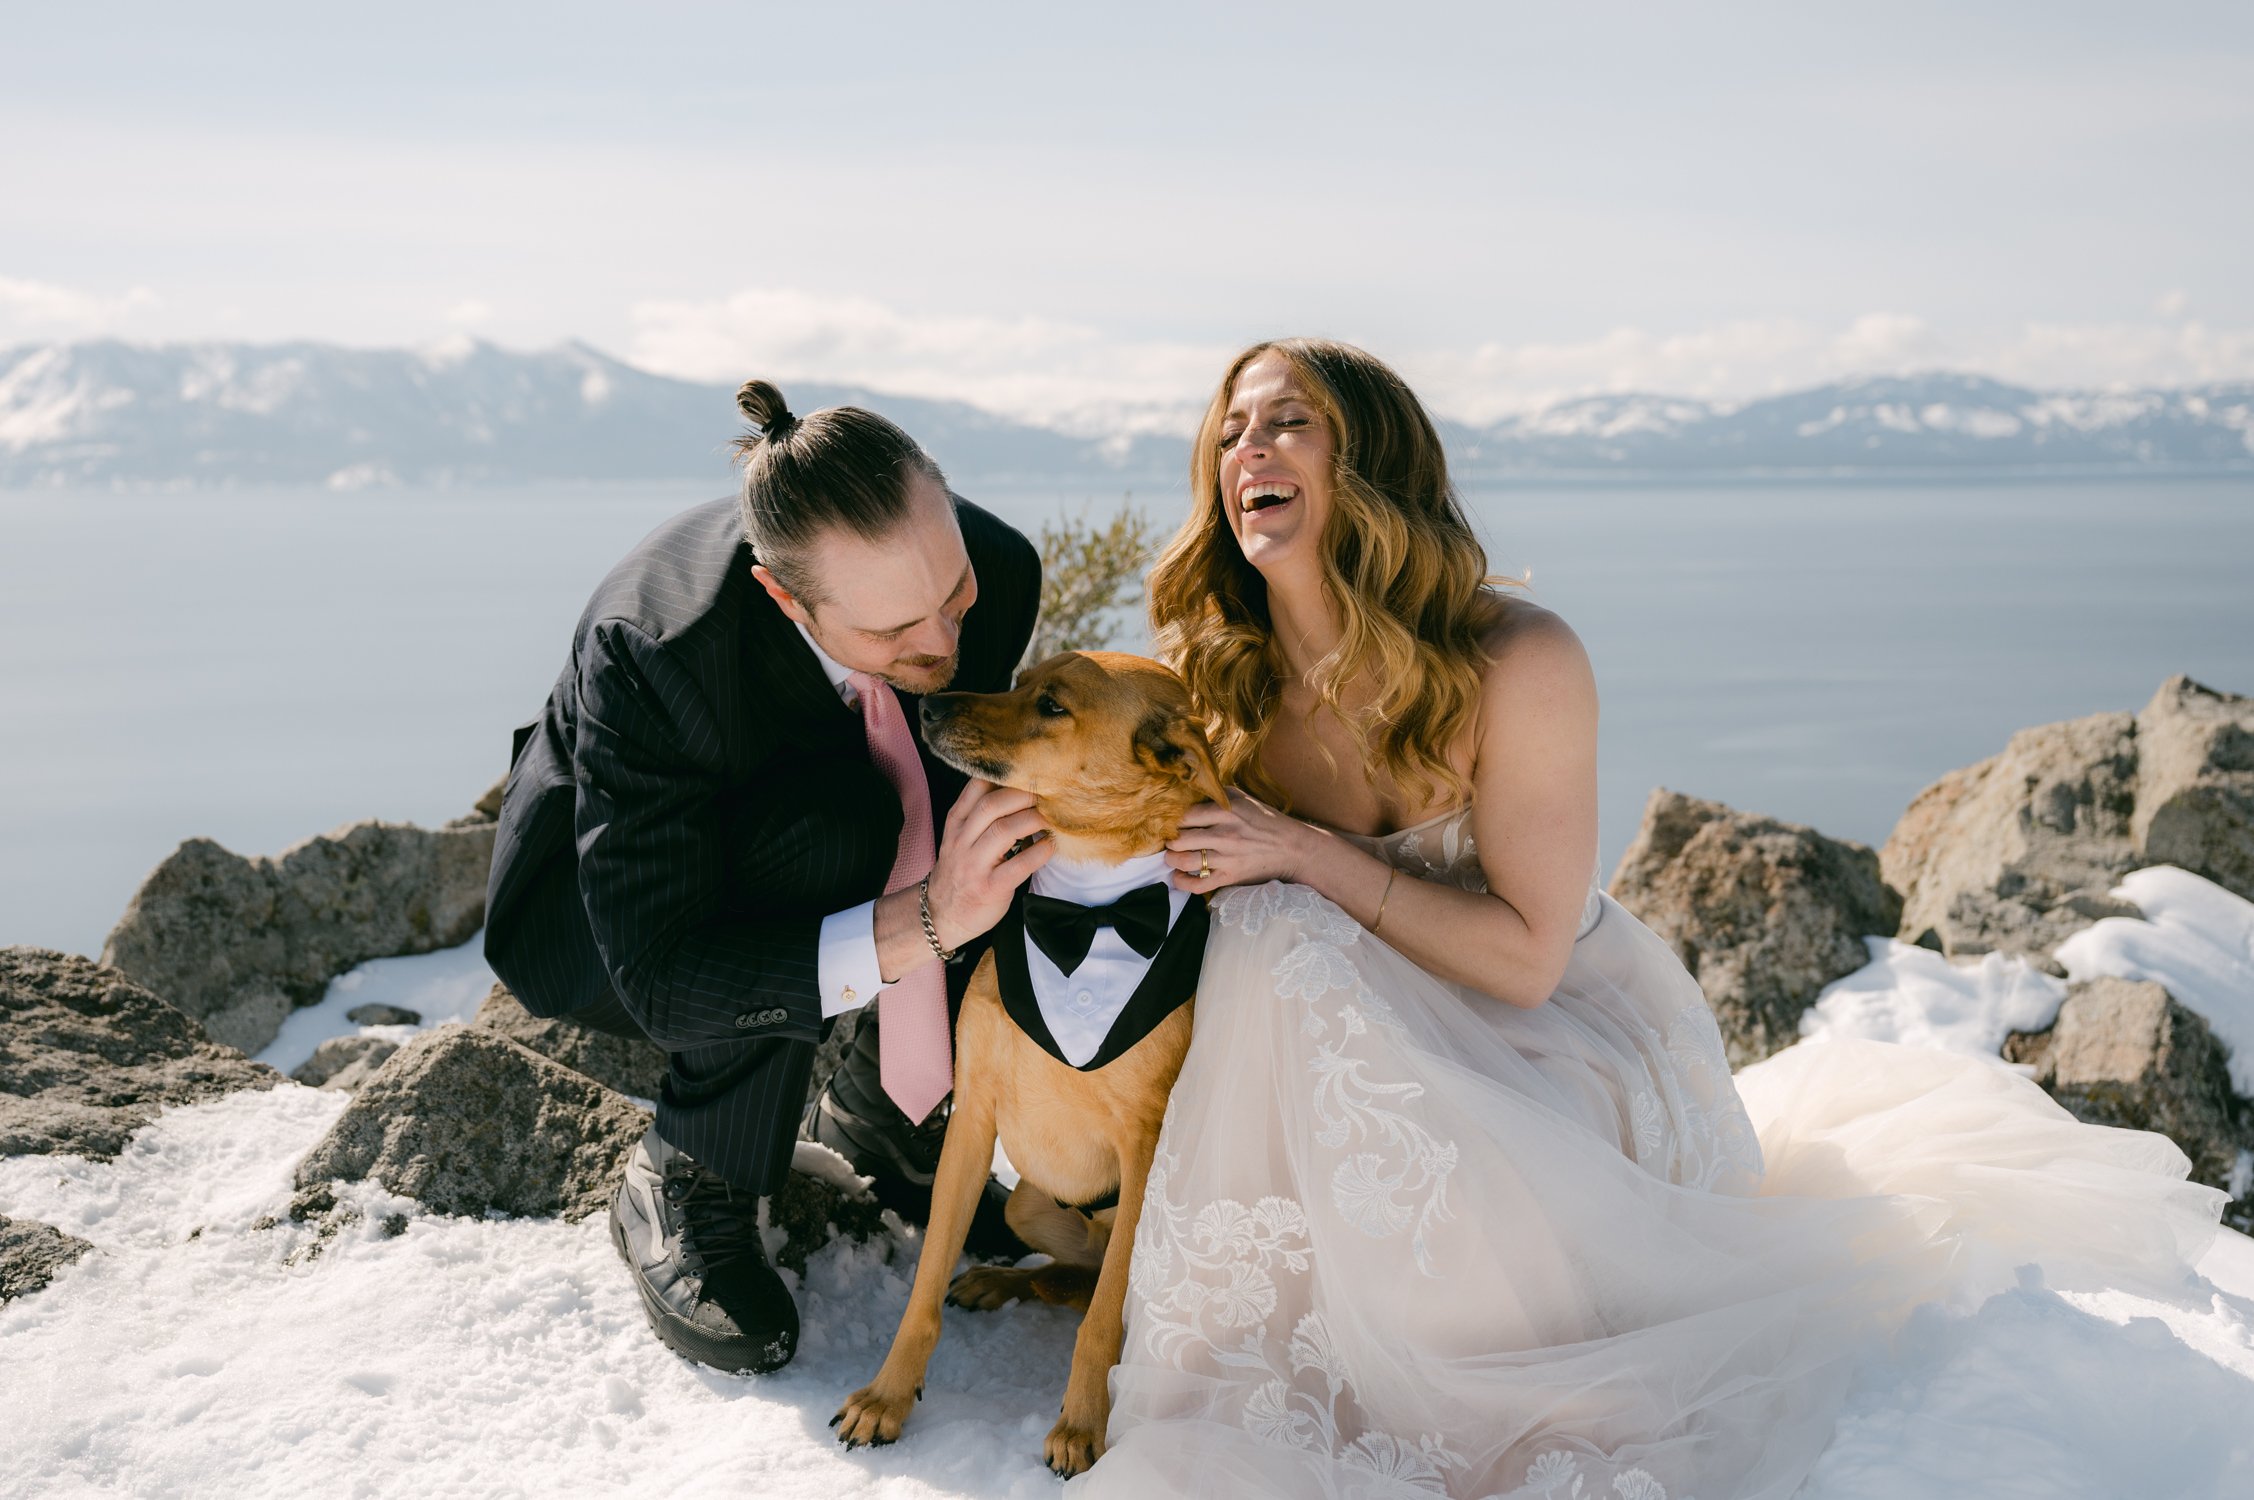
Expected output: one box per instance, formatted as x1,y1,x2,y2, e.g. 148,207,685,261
1027,1263,1098,1312
1043,1415,1104,1477
947,1265,1036,1311
832,1382,916,1450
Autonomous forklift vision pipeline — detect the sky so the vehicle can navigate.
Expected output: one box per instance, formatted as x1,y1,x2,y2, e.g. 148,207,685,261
4,2,2251,429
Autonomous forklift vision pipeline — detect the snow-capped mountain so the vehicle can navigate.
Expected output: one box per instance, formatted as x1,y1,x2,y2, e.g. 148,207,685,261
1454,373,2254,477
0,339,1184,490
3,342,2250,489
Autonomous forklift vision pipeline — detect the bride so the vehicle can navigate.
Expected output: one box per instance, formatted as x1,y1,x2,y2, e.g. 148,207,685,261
1068,339,2225,1498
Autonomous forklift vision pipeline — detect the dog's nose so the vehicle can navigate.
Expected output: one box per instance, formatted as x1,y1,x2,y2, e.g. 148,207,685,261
919,696,953,730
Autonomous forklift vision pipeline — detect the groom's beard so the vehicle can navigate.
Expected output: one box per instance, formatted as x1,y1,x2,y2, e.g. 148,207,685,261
880,648,960,696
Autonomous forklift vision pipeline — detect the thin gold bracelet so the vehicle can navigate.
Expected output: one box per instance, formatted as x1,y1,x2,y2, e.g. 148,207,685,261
1370,867,1399,933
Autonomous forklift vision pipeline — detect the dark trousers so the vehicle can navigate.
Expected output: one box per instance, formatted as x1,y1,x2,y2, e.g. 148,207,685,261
559,982,901,1196
485,809,915,1197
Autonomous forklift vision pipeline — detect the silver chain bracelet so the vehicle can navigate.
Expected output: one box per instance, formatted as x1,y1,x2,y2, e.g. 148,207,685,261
918,874,960,963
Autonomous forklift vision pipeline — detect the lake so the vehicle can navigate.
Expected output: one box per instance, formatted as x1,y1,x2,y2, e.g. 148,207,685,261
4,477,2249,960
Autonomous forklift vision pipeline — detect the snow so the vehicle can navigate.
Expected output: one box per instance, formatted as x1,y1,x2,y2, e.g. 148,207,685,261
1800,868,2254,1095
3,1079,2249,1499
255,939,501,1078
1806,1271,2254,1499
2056,867,2254,1095
0,1086,1088,1500
1917,403,2024,438
7,875,2254,1496
0,345,131,452
1798,939,2066,1059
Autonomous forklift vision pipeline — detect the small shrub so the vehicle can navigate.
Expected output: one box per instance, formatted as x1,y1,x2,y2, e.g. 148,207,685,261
1023,498,1158,668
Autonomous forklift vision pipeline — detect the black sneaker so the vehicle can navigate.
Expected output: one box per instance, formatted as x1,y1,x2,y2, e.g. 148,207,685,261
609,1126,798,1373
800,1086,1027,1260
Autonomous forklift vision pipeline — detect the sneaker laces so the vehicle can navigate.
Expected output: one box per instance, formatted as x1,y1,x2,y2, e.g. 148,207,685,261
663,1159,768,1278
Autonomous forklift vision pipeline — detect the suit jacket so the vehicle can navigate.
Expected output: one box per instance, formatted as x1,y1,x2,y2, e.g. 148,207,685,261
484,492,1041,1053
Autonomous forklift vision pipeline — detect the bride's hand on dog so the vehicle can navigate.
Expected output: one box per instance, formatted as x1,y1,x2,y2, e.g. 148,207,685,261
1165,789,1319,894
927,778,1054,950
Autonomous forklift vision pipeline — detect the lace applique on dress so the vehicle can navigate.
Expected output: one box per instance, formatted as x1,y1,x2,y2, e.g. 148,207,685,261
1132,1145,1470,1493
1212,882,1459,1274
1116,804,1758,1497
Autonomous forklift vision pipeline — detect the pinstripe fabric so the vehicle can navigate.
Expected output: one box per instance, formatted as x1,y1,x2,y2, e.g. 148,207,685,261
484,493,1039,1192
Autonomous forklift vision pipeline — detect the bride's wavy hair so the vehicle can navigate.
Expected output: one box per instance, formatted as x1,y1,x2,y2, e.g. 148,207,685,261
1147,338,1498,813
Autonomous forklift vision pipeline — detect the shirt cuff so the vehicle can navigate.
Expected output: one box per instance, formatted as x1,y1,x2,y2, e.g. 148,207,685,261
817,900,888,1019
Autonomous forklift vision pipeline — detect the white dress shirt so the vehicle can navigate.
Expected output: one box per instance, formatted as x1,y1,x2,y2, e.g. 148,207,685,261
1022,849,1192,1067
794,619,901,1019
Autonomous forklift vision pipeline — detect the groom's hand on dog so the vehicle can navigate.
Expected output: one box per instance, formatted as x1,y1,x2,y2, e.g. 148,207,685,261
874,778,1049,984
926,778,1053,953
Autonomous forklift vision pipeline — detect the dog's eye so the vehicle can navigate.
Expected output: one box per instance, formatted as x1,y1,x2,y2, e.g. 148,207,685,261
1036,693,1068,719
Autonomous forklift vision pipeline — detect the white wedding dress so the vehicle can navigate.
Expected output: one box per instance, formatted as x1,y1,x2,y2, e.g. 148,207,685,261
1073,806,2225,1500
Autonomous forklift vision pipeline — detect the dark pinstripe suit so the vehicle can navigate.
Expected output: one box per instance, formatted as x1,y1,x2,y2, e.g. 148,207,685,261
483,493,1040,1192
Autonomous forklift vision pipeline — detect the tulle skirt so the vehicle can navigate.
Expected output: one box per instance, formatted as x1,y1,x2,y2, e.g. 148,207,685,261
1070,882,2225,1500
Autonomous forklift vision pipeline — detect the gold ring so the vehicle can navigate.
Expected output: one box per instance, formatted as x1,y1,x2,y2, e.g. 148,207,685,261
1198,849,1212,880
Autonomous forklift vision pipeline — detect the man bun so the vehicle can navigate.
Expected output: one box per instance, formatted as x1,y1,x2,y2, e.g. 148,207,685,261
735,379,798,440
731,385,947,607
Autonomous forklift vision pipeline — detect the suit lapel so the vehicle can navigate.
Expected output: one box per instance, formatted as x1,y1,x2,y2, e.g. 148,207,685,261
743,563,860,749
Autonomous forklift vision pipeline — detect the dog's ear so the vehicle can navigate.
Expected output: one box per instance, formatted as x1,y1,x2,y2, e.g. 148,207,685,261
1135,711,1229,806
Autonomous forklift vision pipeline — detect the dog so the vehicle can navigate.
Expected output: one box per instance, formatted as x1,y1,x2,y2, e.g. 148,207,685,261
831,651,1228,1477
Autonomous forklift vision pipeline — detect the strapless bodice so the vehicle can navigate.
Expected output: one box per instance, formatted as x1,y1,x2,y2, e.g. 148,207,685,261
1331,804,1604,938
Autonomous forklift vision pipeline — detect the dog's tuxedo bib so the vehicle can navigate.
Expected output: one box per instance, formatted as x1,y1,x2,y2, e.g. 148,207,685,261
992,849,1208,1073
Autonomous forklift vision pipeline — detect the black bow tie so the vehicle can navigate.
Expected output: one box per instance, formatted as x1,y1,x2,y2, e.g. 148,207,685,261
1023,884,1173,975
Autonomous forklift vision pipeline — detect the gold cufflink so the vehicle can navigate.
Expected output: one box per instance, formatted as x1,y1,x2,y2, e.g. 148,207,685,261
841,986,857,1004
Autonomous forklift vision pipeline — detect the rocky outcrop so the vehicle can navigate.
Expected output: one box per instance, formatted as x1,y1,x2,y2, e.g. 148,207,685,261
1882,712,2140,966
100,812,497,1056
472,984,667,1102
1883,676,2254,968
289,1023,889,1267
2135,676,2254,902
289,1034,401,1091
293,1028,647,1222
0,1216,95,1301
458,775,507,827
1610,790,1903,1067
0,946,279,1159
2003,976,2252,1228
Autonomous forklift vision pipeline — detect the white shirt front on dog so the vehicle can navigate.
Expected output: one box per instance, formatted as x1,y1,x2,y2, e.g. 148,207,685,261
1023,850,1193,1068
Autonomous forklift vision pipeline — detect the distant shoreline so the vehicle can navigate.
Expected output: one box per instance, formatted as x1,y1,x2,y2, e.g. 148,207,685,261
7,465,2254,499
8,342,2251,493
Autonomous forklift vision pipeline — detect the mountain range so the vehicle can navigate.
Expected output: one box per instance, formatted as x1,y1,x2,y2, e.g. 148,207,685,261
3,339,2249,490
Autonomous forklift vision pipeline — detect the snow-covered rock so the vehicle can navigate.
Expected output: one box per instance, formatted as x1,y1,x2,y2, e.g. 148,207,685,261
1881,675,2254,969
2003,977,2249,1219
292,1027,647,1223
1810,863,2254,1229
100,809,497,1055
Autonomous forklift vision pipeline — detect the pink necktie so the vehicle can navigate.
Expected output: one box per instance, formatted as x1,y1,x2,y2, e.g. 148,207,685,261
849,671,954,1124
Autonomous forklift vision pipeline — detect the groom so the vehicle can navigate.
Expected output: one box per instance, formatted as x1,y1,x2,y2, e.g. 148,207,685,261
482,383,1048,1374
